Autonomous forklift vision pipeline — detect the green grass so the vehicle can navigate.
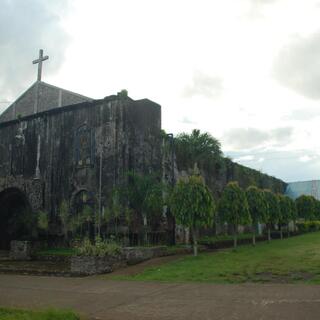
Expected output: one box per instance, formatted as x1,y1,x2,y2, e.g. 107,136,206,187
36,248,78,257
110,232,320,284
0,307,80,320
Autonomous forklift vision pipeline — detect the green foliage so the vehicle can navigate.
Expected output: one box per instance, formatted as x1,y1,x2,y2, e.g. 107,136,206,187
314,200,320,220
170,175,215,229
246,186,267,224
124,171,165,222
118,89,128,98
0,307,79,320
199,233,263,246
218,181,251,227
175,129,222,171
296,195,316,220
263,189,280,224
37,210,49,232
170,175,215,256
289,197,298,222
278,194,293,224
37,248,77,257
77,236,122,257
296,221,320,233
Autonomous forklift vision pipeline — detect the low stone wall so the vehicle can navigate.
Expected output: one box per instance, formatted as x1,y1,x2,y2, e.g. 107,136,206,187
10,241,32,260
71,255,126,276
71,246,169,275
123,246,168,265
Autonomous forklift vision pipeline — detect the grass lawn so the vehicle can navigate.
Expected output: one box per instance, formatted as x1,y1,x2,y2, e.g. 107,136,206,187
110,232,320,284
0,307,80,320
36,248,78,257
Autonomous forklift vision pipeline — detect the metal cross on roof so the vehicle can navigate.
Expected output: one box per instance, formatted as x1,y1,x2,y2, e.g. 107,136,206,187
32,49,49,81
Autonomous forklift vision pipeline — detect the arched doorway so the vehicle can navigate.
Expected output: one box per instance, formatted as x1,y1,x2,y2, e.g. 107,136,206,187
0,188,36,250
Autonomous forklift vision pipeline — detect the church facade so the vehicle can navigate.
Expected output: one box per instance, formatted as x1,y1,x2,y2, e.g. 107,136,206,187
0,83,163,248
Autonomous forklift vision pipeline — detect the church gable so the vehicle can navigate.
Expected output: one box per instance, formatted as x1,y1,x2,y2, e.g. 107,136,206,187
0,81,93,124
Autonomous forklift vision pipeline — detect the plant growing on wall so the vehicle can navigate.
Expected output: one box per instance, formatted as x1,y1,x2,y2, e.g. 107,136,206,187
263,189,280,242
37,210,49,235
170,175,215,256
218,181,251,249
246,186,267,246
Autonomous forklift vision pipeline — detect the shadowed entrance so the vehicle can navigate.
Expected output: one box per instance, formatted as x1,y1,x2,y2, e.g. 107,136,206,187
0,188,34,250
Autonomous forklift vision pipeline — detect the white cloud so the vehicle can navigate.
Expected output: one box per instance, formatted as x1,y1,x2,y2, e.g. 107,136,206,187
0,0,70,113
273,32,320,99
1,0,320,181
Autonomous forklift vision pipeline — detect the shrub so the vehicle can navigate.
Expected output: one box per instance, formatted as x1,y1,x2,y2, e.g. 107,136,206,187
77,237,122,257
296,221,320,233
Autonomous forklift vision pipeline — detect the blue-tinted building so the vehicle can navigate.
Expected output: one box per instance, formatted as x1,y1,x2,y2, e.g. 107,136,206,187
285,180,320,200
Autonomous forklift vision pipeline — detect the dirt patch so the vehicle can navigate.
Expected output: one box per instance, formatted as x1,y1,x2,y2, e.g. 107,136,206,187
253,271,315,283
0,260,71,276
103,254,187,277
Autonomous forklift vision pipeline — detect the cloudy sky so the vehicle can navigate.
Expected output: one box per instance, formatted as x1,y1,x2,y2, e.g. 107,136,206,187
1,0,320,182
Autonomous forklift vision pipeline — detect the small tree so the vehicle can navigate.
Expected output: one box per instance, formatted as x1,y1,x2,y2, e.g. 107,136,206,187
278,195,292,239
122,171,165,245
314,199,320,220
296,195,316,221
263,189,280,242
246,186,267,246
170,175,215,256
218,181,250,248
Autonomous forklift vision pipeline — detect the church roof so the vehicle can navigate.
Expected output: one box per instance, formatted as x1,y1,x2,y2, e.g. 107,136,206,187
0,81,93,123
285,180,320,200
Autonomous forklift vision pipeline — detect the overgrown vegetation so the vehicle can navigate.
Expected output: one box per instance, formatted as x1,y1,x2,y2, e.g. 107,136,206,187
0,307,79,320
77,236,122,257
29,128,320,252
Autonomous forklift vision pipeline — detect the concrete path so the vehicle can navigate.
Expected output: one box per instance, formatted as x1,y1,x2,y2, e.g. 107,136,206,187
1,274,320,320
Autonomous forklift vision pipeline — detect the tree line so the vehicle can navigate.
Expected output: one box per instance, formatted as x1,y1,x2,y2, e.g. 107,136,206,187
170,129,320,256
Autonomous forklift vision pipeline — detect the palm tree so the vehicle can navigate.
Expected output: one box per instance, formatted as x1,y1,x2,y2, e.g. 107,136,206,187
174,129,222,172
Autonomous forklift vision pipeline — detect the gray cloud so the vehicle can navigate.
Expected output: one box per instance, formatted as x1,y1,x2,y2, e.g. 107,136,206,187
273,32,320,100
225,149,320,182
283,106,320,121
222,127,294,150
245,0,279,19
180,116,197,125
182,71,224,99
0,0,70,109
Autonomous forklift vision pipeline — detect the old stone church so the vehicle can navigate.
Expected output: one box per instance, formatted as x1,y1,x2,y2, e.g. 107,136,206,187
0,51,288,249
0,77,164,248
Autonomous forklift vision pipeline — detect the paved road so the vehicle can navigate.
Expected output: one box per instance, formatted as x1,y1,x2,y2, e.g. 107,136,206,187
1,274,320,319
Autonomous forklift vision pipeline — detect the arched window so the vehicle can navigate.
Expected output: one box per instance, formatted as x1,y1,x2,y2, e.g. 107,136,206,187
74,124,95,167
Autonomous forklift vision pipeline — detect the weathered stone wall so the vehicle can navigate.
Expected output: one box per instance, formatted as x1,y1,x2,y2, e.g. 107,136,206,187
0,95,162,233
0,81,92,123
174,156,287,199
0,177,43,211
